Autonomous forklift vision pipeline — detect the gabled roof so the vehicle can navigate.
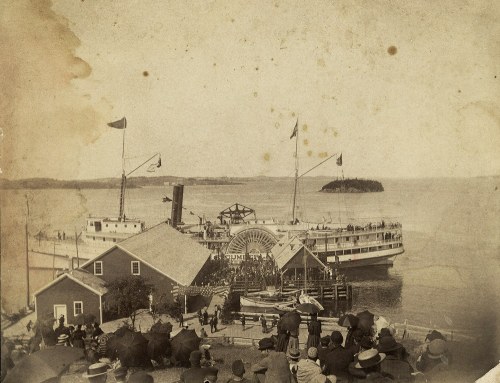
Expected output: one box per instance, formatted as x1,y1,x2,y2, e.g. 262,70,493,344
34,269,107,297
82,222,212,286
271,236,326,271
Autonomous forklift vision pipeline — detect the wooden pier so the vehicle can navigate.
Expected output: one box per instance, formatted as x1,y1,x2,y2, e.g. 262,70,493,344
230,279,353,301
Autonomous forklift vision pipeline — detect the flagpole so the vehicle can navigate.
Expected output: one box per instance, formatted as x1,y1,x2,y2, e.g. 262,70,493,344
118,119,127,220
292,119,299,223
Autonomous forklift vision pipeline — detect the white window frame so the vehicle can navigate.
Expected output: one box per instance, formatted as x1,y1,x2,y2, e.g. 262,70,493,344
73,301,83,316
94,261,103,275
131,261,140,275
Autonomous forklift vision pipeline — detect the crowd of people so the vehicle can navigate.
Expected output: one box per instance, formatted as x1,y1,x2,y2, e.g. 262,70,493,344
1,309,454,383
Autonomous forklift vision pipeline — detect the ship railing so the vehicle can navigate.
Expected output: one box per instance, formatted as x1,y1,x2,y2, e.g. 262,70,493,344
306,225,403,239
310,238,403,251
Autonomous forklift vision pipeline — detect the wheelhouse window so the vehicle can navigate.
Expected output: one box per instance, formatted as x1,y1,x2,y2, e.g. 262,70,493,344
74,301,83,316
94,261,103,275
131,261,140,275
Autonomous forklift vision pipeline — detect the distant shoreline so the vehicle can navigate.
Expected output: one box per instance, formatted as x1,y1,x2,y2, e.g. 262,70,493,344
0,176,243,190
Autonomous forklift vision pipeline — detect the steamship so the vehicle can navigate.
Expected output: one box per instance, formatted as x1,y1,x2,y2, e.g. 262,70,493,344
83,117,161,245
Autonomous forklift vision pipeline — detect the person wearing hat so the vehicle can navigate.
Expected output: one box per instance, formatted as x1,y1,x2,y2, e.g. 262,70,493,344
415,339,450,377
227,359,251,382
73,324,86,349
251,337,291,383
92,322,104,339
348,336,376,379
323,331,354,381
377,336,413,381
317,335,332,367
82,362,109,383
128,371,154,383
346,328,364,355
113,366,128,382
275,314,289,352
307,314,322,350
287,348,301,383
56,333,69,346
353,349,393,382
179,350,218,383
296,347,335,383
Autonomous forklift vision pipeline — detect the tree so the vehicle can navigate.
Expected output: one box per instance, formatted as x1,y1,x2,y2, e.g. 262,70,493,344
105,276,154,330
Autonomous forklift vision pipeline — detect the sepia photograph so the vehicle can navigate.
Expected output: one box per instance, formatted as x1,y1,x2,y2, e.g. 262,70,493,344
1,1,499,382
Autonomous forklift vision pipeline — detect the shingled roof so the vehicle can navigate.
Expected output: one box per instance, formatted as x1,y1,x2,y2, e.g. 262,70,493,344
115,222,212,286
271,236,326,270
34,269,107,296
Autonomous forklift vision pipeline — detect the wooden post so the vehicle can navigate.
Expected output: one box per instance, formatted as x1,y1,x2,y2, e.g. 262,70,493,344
184,294,188,315
334,285,338,301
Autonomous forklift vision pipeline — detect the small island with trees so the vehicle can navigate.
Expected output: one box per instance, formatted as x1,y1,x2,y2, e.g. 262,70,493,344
320,178,384,193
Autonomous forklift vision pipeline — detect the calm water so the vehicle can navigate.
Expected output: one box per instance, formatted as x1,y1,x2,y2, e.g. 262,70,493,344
2,177,499,352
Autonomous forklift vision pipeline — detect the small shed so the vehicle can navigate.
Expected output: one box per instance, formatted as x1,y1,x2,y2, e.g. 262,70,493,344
34,269,107,325
271,236,327,279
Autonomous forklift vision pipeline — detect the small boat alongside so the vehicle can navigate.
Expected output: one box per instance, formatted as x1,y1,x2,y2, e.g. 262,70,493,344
240,294,296,308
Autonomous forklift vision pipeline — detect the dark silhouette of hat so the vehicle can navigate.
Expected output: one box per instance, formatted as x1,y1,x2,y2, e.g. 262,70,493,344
377,328,392,339
320,336,330,346
377,336,403,353
355,349,386,369
232,359,245,377
189,350,202,362
330,330,343,344
425,330,445,342
258,337,275,350
360,336,374,349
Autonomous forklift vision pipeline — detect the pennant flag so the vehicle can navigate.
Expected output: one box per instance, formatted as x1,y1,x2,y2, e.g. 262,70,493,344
107,117,127,129
290,120,298,139
162,196,172,203
147,156,162,172
336,153,343,166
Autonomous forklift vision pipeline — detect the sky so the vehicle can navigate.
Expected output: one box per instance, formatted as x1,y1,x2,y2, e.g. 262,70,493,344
1,0,499,180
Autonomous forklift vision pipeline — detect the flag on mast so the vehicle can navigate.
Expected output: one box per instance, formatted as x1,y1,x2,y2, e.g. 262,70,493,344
290,120,298,139
147,155,162,172
107,117,127,129
336,153,343,166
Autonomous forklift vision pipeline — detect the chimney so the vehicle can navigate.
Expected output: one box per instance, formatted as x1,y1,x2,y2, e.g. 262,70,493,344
171,184,184,227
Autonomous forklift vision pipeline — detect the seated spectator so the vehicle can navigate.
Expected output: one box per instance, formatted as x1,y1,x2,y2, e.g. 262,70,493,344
296,347,335,383
179,350,218,383
227,359,251,383
323,331,354,381
377,336,414,381
415,339,450,378
251,338,291,383
348,336,375,380
353,349,393,382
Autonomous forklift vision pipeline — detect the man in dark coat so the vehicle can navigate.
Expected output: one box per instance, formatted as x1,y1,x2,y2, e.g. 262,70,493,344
353,349,394,382
179,350,218,383
251,337,291,383
275,316,289,352
72,324,86,349
377,336,414,382
323,331,354,381
415,339,450,379
92,323,104,339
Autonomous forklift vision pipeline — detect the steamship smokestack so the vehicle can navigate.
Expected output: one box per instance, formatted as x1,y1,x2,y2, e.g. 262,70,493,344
171,184,184,227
